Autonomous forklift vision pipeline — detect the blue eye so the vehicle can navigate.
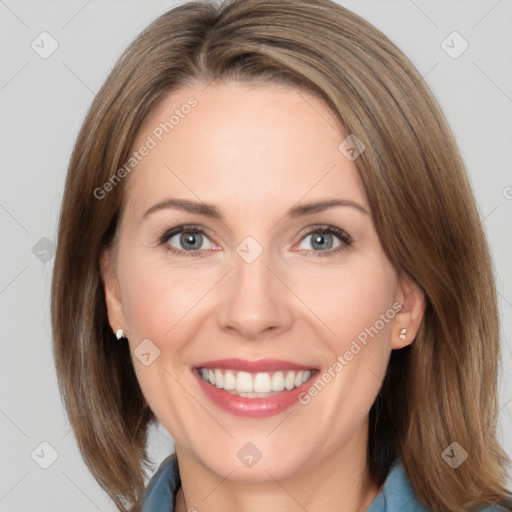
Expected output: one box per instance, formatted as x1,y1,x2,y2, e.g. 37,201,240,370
158,224,216,256
300,232,340,251
157,224,352,257
297,226,352,255
168,231,211,251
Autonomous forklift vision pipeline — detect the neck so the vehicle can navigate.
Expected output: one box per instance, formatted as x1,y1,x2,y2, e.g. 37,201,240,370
174,421,380,512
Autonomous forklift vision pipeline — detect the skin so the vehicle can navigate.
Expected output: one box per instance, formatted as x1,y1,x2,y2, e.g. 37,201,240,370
101,81,425,512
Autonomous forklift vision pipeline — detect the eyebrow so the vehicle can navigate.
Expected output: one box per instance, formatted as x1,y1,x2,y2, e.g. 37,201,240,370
141,197,369,222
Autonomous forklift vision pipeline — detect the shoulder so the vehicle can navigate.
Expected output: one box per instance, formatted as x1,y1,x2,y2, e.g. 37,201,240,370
141,455,510,512
367,461,511,512
141,454,181,512
367,461,429,512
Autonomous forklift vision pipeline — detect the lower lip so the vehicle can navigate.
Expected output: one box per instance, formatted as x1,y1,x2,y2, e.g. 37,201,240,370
193,369,317,418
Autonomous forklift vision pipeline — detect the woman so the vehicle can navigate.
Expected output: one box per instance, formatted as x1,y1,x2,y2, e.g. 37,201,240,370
51,0,512,511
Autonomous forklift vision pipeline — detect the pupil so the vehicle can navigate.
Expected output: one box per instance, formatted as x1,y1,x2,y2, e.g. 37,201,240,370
311,233,333,250
181,232,202,250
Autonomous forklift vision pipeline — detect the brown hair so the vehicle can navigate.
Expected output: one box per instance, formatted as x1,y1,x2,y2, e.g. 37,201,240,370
51,0,512,510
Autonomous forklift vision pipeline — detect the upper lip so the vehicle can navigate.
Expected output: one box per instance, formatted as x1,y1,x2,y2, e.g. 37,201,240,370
194,358,316,373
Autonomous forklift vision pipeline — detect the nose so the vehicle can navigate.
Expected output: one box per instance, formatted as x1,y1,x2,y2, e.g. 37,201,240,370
216,247,294,341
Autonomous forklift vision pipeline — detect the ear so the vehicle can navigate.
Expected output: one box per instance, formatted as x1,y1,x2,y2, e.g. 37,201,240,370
99,247,128,337
391,273,426,349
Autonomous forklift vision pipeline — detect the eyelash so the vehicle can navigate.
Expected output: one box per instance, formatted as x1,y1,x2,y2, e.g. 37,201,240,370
157,223,352,258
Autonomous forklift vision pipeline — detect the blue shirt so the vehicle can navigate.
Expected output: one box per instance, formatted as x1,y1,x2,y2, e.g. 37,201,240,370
141,454,507,511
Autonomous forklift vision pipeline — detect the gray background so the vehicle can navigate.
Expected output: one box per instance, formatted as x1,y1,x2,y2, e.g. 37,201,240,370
1,0,511,510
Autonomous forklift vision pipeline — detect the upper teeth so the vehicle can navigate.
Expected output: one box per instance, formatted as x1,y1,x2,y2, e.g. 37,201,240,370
200,368,312,394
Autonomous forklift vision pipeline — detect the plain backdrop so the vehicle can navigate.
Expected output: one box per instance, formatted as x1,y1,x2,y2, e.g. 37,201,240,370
1,1,511,510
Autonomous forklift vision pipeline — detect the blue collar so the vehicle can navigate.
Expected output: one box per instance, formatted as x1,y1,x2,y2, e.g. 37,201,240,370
141,454,504,511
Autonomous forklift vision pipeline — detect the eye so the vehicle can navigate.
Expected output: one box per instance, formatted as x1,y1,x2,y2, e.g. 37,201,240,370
158,224,218,256
157,224,352,257
296,225,352,255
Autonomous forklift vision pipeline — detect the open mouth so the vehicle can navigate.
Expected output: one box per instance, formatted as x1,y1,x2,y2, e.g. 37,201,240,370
196,367,316,398
192,358,320,417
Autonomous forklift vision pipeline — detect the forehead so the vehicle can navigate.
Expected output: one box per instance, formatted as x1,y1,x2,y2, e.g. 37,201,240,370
123,81,367,221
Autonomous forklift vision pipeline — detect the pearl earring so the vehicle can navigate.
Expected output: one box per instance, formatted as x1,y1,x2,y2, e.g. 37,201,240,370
116,328,125,341
399,328,407,341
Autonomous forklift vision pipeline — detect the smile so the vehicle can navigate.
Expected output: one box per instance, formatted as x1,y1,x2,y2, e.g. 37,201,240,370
198,368,314,397
192,358,318,418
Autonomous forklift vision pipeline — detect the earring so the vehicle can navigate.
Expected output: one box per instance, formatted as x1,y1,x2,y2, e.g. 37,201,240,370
116,328,125,341
399,328,407,341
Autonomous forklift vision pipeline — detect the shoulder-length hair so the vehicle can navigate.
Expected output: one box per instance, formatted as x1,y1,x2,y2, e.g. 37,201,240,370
51,0,512,510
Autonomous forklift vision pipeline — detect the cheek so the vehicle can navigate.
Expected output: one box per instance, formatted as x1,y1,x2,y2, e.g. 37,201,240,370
291,261,398,435
122,273,171,340
117,255,217,400
120,255,209,342
289,257,398,349
119,263,197,424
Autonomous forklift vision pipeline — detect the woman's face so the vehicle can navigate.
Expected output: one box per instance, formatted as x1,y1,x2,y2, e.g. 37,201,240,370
102,81,422,481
